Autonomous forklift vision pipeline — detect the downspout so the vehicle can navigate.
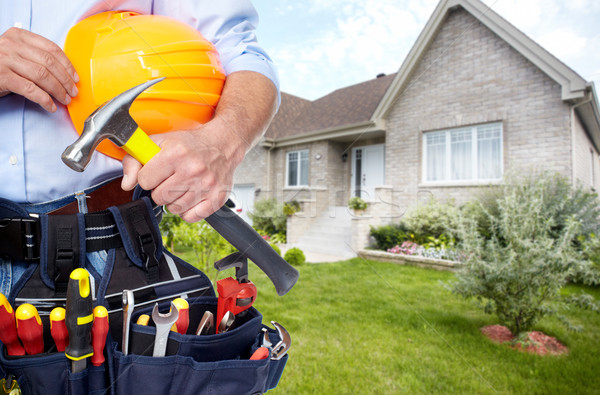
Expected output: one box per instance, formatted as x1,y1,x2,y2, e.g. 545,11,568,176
570,90,593,187
264,139,276,199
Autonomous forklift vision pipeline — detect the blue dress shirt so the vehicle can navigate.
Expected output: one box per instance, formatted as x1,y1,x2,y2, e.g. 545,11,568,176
0,0,279,203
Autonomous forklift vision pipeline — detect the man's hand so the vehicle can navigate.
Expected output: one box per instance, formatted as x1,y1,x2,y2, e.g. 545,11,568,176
0,28,79,112
121,71,278,222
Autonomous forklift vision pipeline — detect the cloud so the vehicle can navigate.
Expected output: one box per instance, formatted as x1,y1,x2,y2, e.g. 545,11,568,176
537,28,587,60
272,0,438,99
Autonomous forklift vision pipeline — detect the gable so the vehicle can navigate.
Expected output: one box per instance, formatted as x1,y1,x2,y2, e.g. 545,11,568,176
372,0,600,150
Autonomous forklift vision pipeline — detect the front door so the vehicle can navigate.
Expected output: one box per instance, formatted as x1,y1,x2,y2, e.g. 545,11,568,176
351,144,385,200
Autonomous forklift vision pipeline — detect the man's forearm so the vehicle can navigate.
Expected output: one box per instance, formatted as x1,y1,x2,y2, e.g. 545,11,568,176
204,70,278,166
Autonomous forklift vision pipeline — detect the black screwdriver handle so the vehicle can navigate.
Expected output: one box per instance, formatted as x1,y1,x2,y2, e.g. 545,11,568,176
65,268,94,361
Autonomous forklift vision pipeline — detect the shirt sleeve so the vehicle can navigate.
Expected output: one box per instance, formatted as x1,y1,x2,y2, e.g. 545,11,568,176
153,0,280,104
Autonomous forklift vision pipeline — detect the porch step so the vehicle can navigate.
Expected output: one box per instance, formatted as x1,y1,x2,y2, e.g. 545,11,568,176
288,207,356,261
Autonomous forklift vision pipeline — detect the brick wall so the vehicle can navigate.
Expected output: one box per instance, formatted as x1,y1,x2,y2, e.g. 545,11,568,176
573,113,600,189
385,8,573,210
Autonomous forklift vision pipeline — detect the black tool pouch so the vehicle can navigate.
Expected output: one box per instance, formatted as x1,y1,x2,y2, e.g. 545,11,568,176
0,196,288,395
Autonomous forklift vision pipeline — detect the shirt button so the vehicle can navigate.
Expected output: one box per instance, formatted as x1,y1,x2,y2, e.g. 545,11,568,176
9,155,18,165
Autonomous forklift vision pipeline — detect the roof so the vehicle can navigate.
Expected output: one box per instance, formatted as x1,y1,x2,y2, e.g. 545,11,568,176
265,73,396,142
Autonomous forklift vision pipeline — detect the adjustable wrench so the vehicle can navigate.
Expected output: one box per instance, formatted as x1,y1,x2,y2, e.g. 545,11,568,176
262,321,291,360
151,302,179,357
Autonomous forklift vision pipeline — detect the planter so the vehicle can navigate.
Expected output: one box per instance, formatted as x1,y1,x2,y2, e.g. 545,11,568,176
357,249,460,271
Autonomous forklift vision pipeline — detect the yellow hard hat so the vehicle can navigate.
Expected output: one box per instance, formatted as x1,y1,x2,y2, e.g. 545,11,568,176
64,11,226,160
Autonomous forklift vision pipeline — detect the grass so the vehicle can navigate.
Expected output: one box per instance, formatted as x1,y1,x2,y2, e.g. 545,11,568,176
175,249,600,394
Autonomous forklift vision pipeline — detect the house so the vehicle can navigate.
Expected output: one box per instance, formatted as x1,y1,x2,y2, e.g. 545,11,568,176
232,0,600,259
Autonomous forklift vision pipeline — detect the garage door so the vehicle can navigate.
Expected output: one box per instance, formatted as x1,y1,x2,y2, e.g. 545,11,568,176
231,184,255,225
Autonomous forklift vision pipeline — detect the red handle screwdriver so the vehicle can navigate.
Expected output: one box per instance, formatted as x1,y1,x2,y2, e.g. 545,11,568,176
171,298,189,334
15,303,44,355
0,293,25,356
91,306,109,367
50,307,69,352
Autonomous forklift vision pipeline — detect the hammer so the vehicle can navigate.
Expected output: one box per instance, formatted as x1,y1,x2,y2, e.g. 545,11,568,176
61,79,299,296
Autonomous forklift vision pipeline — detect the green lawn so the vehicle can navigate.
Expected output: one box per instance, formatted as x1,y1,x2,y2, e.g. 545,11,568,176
177,250,600,394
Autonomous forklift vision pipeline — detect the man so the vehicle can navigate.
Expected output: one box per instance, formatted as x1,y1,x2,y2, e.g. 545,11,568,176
0,1,279,295
0,0,278,222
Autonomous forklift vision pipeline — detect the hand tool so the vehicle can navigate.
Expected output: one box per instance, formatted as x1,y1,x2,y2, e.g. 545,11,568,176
65,268,94,372
195,311,214,336
151,302,179,357
91,306,109,367
15,304,44,355
107,285,210,314
0,293,25,356
1,374,21,395
61,80,298,296
122,290,134,356
217,311,235,334
250,347,270,361
50,307,69,352
214,253,257,332
270,322,291,360
136,314,150,326
262,321,291,360
170,298,189,334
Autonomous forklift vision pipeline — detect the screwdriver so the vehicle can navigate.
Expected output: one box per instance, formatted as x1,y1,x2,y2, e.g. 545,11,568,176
65,268,94,373
91,306,109,367
171,298,189,334
0,293,25,355
50,307,69,352
15,303,44,355
136,314,150,326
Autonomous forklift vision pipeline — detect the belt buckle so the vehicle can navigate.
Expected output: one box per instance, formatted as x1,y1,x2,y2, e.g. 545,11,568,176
0,217,40,261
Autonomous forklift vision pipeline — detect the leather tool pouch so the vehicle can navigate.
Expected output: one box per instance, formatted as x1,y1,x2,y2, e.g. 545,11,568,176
0,196,287,395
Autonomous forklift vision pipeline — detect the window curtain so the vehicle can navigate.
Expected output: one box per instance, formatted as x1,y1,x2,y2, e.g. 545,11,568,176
477,124,501,179
451,128,472,180
426,132,446,181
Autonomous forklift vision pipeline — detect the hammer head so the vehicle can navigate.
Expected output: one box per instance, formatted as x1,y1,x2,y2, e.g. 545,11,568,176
61,78,165,172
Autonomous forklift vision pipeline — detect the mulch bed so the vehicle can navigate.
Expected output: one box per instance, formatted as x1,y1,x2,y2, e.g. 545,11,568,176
481,325,569,356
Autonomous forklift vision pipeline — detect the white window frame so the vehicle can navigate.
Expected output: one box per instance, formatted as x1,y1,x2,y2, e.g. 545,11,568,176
285,149,309,188
422,122,503,185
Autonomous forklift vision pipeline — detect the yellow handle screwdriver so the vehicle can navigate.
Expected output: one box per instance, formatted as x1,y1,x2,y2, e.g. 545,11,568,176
65,268,94,373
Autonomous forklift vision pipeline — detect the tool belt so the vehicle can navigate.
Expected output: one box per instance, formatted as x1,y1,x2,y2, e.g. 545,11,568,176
0,183,288,395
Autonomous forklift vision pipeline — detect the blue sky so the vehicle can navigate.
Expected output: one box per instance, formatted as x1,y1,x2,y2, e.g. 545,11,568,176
253,0,600,101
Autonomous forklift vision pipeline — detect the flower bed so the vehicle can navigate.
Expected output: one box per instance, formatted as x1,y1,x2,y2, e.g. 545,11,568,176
357,249,460,271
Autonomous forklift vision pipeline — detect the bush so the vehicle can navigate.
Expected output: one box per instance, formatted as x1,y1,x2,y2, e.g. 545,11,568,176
348,196,368,211
450,172,599,334
270,243,282,256
402,197,459,244
170,220,235,274
249,198,287,235
284,247,306,266
370,224,408,250
283,200,301,216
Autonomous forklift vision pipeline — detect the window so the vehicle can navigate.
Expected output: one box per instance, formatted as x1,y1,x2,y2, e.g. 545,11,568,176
286,150,309,187
423,122,502,183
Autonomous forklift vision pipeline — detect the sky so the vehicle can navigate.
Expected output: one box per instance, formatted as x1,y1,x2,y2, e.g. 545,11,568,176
252,0,600,101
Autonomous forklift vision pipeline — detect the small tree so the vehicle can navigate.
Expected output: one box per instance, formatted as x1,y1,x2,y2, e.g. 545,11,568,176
451,172,599,334
171,220,235,276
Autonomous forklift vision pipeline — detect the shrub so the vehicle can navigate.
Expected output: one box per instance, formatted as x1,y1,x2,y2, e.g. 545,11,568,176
283,200,301,216
284,247,306,266
402,197,459,244
450,173,599,334
249,198,287,235
269,243,282,256
370,224,408,250
348,196,368,211
159,210,183,252
171,220,235,274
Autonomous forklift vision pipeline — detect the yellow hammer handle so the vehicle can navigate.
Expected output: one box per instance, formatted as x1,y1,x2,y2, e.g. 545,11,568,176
121,128,161,165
